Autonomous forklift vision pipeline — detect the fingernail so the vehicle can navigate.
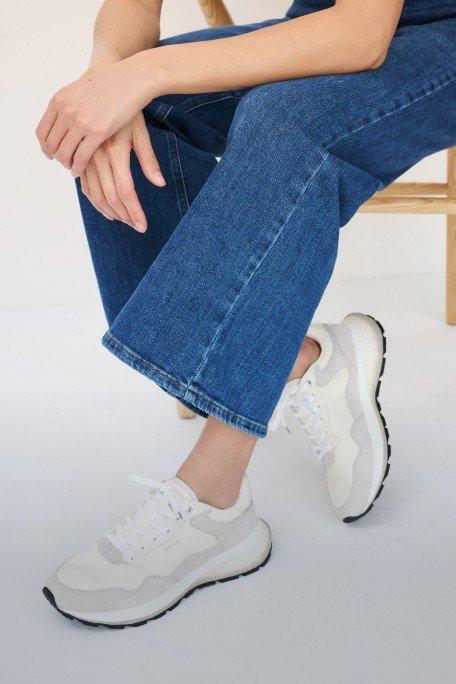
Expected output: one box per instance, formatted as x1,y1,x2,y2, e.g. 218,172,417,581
71,171,79,179
152,171,166,187
134,222,147,232
102,212,113,221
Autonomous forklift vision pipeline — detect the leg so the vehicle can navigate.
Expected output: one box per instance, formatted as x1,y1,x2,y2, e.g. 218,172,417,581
44,19,456,629
177,336,320,508
103,20,456,508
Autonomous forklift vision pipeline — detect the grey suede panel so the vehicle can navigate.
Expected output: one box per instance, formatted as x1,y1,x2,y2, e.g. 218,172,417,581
336,415,374,520
315,323,377,517
97,538,125,565
45,570,175,613
170,503,258,581
314,324,362,421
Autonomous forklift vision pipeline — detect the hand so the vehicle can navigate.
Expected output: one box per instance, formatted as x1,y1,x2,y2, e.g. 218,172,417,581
35,54,158,177
79,113,165,232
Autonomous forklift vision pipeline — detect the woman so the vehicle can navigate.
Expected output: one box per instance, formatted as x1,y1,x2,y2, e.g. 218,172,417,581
37,0,456,628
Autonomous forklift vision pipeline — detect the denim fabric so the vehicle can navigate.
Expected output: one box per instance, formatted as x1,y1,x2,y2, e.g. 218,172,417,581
76,12,456,438
287,1,456,26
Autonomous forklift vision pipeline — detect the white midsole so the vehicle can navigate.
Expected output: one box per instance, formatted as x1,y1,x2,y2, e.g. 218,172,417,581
66,519,272,625
343,313,388,506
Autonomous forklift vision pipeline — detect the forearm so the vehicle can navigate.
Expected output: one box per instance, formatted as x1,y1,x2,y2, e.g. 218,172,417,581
137,2,402,98
89,0,162,68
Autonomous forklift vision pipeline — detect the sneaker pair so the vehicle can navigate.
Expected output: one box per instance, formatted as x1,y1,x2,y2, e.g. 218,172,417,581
43,313,390,628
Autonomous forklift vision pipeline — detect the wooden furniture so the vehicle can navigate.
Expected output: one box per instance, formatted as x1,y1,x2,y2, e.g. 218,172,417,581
177,0,456,419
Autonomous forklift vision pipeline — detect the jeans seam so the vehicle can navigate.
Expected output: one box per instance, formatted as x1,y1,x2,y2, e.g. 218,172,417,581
174,136,190,210
184,94,243,114
326,70,456,150
187,150,330,388
167,133,190,216
154,102,173,125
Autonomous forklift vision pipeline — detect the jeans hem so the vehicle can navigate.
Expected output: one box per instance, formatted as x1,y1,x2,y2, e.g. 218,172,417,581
101,331,268,438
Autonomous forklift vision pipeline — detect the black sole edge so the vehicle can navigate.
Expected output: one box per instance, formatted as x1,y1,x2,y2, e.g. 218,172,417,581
343,314,392,524
42,545,272,630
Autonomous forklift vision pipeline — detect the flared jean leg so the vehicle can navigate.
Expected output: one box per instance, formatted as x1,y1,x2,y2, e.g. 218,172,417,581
102,85,381,436
103,60,456,435
97,16,456,437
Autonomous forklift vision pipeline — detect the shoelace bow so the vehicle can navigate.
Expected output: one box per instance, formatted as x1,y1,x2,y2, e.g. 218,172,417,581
269,376,334,459
107,476,192,559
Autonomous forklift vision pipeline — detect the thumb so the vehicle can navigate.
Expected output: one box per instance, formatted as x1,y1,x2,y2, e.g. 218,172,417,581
133,121,166,188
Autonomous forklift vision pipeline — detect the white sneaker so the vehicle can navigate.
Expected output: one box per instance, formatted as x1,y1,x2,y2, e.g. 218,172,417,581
43,475,271,628
270,313,390,522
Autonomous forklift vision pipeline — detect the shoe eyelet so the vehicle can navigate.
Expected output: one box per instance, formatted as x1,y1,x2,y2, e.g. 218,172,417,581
186,506,193,514
166,529,170,534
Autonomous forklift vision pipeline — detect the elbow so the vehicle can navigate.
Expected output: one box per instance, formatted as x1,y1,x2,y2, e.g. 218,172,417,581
357,36,390,71
366,47,388,71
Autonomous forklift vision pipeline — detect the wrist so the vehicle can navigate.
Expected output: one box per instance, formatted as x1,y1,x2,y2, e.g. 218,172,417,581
87,50,124,74
129,47,172,100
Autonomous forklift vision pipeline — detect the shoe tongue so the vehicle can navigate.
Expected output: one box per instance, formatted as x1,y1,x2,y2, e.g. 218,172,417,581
301,363,317,383
128,477,196,535
166,476,198,502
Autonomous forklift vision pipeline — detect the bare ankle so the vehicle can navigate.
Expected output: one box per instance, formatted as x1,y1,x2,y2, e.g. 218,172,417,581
176,469,239,509
288,336,320,381
176,416,255,510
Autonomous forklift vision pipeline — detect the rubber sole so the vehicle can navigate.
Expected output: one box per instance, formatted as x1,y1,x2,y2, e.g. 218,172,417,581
42,544,272,630
343,315,391,523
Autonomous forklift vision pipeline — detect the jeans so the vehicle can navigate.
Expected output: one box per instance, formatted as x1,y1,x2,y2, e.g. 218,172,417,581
76,13,456,438
287,0,456,26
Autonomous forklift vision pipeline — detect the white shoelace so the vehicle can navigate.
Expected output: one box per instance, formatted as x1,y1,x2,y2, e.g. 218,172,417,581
269,376,334,459
107,476,192,559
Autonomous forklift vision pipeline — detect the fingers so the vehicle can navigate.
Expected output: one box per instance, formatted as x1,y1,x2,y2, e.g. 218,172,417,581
35,104,58,159
82,167,116,222
85,162,126,224
71,134,104,178
133,120,166,188
54,126,88,170
93,152,136,227
109,144,148,232
36,96,87,169
36,88,108,175
80,171,107,218
42,115,69,158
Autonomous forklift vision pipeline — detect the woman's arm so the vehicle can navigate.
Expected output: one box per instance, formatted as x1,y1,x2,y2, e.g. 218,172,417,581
36,0,404,227
148,0,403,95
88,0,163,69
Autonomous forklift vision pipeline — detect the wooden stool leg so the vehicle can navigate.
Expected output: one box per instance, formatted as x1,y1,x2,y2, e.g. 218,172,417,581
447,148,456,325
197,0,233,26
177,401,196,419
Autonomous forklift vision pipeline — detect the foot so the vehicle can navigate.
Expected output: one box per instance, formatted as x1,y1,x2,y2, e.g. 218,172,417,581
43,475,271,628
270,313,390,522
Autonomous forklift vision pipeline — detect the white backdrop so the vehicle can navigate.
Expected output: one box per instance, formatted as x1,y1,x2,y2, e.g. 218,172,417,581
1,0,446,309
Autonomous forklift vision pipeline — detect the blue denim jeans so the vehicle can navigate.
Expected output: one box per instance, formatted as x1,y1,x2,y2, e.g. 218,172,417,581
76,11,456,438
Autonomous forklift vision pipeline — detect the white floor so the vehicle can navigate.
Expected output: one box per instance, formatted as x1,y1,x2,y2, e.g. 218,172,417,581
2,273,456,684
